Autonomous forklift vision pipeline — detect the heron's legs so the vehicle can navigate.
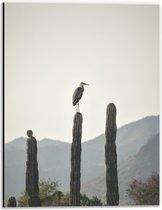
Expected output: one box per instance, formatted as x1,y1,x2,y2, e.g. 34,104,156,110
76,103,80,112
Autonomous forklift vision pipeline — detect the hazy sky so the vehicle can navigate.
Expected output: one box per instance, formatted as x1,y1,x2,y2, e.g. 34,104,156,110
5,3,159,143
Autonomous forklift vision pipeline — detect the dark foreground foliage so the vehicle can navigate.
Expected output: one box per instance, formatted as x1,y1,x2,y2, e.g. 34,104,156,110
18,179,102,206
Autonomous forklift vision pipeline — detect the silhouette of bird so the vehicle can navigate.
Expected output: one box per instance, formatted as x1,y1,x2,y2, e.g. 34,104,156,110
72,82,89,112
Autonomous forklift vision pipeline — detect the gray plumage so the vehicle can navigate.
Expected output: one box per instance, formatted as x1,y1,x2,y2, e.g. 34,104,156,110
72,82,89,111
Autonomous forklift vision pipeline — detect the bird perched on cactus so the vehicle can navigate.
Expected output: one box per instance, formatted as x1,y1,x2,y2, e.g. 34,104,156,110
72,82,89,112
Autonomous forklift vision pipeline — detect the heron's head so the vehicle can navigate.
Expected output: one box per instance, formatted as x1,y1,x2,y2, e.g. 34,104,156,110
80,82,89,86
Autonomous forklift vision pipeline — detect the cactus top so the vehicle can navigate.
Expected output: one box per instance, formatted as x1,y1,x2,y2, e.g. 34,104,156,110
106,103,117,126
27,130,33,138
7,196,17,207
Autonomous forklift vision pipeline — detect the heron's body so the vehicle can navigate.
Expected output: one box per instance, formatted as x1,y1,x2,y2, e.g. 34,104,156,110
72,86,84,106
72,82,88,112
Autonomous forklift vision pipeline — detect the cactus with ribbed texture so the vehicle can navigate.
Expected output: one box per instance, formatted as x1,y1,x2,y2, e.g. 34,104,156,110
26,130,41,206
7,196,16,207
70,112,83,206
105,103,119,205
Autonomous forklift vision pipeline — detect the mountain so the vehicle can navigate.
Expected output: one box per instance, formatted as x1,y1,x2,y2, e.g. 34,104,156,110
81,134,159,205
4,138,71,200
4,115,159,205
82,115,159,182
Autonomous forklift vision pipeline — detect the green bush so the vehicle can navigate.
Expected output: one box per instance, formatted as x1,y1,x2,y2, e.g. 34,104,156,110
18,179,103,206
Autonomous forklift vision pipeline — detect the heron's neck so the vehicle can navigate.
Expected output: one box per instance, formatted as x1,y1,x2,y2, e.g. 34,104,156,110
80,84,84,88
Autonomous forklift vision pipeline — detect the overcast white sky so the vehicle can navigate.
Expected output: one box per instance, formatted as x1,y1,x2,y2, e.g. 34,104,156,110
5,3,159,143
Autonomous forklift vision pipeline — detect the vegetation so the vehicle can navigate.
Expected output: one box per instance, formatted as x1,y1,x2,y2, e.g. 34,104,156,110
80,194,103,206
17,179,102,207
18,179,61,207
105,103,119,205
127,172,159,205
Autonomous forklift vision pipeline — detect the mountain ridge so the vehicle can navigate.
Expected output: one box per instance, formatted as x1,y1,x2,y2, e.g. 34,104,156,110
4,115,159,205
5,115,159,146
81,133,159,205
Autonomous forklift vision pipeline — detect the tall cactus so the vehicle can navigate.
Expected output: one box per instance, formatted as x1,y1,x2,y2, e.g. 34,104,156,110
105,103,119,205
70,112,83,206
7,196,16,207
26,130,41,206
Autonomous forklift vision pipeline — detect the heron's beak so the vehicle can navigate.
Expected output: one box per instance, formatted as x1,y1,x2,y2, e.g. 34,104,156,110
83,83,89,85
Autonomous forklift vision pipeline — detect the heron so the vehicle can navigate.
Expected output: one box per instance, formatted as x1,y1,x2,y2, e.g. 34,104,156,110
72,82,89,112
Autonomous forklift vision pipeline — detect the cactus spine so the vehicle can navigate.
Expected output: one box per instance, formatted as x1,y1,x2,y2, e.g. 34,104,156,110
26,130,41,206
105,103,119,205
7,196,16,207
70,112,83,206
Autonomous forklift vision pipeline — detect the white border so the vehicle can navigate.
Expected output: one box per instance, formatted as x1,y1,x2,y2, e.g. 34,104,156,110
0,0,161,209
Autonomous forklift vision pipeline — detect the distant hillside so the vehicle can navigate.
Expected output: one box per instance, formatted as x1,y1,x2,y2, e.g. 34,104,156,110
5,138,71,200
4,115,159,205
82,115,159,181
81,134,159,205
